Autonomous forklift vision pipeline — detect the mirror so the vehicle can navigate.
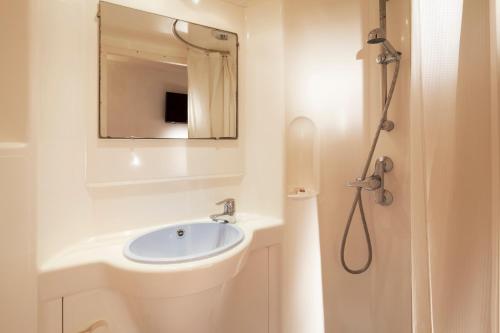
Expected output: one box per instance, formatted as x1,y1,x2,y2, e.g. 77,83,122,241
99,2,238,139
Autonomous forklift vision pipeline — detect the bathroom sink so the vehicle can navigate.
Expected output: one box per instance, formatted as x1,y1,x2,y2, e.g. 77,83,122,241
124,222,244,264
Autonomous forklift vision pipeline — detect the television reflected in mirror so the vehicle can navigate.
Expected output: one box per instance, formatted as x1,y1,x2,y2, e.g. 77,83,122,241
165,92,188,124
98,2,238,139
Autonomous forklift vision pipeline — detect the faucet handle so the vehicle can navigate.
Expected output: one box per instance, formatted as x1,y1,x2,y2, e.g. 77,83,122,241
347,177,381,191
216,198,234,205
216,198,235,215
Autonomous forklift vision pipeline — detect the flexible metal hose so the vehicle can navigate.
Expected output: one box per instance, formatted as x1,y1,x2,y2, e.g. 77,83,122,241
340,60,400,274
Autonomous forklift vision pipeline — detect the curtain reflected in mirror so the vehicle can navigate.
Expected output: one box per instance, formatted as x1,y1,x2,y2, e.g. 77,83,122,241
99,2,238,139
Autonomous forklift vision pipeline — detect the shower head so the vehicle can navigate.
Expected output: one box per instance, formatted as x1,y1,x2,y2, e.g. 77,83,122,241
367,27,401,61
367,28,386,44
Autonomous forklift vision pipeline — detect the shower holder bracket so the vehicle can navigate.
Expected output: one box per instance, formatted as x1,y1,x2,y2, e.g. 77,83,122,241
376,52,401,65
381,120,395,131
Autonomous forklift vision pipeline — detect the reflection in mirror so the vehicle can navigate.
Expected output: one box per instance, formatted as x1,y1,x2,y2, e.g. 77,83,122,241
99,2,238,139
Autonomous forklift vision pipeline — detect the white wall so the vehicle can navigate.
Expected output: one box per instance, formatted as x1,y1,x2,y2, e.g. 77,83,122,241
0,1,37,332
0,0,29,143
34,0,241,263
32,1,283,331
34,0,284,271
283,0,412,331
240,0,285,218
0,152,36,333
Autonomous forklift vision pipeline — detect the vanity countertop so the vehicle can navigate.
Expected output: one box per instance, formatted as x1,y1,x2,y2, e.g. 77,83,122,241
38,214,282,301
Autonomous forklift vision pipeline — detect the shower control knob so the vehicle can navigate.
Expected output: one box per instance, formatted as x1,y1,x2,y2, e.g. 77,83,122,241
378,156,393,172
380,190,393,206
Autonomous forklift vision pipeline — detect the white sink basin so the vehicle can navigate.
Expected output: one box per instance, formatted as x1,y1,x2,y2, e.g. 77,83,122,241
124,222,244,264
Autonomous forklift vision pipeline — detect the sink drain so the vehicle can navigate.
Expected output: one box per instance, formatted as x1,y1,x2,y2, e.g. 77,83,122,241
176,228,185,238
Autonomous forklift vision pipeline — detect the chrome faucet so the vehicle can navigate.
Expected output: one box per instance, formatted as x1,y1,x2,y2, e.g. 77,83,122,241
210,198,236,223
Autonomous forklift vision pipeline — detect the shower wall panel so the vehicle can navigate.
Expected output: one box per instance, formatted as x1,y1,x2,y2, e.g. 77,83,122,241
283,0,412,332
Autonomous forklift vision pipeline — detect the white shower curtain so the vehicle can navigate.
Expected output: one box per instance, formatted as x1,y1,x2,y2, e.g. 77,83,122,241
187,50,212,138
187,50,236,138
209,53,237,138
410,0,498,331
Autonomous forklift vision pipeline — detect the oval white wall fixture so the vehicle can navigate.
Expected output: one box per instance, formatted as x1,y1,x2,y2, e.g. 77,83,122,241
287,116,320,198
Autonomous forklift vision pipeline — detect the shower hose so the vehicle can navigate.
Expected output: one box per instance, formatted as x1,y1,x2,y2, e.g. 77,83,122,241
340,60,400,274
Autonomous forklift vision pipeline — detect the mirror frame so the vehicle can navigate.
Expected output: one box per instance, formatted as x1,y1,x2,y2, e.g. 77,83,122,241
97,1,239,140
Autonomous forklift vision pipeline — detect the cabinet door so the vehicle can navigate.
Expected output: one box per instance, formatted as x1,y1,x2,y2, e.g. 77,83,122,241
63,289,141,333
216,247,269,333
39,298,63,333
63,249,272,333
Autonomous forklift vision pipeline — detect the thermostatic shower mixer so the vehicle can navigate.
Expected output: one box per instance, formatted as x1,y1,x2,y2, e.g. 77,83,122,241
348,156,394,206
